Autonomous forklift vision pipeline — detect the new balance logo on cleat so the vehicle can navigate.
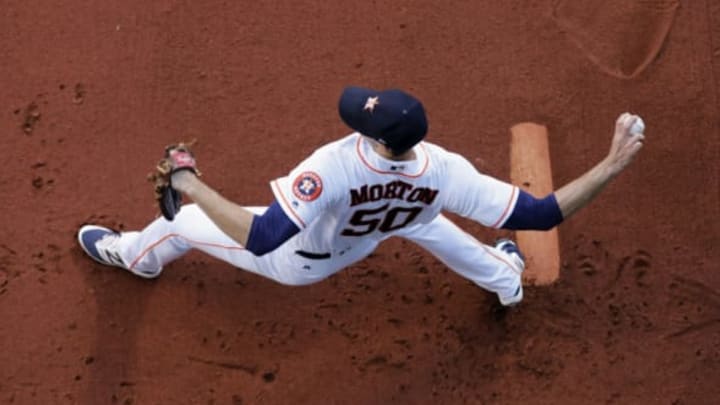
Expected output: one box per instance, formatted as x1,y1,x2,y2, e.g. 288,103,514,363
77,225,127,269
494,238,526,307
105,251,126,267
78,224,162,279
495,238,526,273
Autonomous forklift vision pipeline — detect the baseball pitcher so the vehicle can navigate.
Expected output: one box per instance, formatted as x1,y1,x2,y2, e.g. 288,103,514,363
78,86,645,307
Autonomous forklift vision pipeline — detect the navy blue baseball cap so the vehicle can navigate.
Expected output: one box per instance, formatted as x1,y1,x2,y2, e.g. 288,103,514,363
338,86,428,154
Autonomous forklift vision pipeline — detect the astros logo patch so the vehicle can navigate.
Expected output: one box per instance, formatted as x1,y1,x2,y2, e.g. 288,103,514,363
292,171,323,202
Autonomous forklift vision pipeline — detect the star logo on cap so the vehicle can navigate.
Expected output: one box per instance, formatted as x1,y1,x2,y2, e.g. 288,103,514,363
363,96,379,112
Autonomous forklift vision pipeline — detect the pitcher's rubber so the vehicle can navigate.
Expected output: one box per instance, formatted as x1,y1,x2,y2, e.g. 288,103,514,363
510,122,561,285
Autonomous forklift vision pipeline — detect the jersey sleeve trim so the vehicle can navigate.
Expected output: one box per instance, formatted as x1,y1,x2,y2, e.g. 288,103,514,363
271,180,307,229
489,186,519,228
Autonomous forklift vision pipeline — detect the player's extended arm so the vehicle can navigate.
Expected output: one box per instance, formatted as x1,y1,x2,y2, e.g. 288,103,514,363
170,172,299,254
503,113,644,230
554,113,645,219
172,172,255,244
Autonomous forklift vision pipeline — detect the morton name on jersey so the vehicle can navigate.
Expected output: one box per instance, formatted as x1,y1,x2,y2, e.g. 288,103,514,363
270,133,519,249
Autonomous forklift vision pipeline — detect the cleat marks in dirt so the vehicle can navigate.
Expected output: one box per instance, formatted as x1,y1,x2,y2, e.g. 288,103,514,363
665,275,720,339
606,249,653,291
20,101,42,134
570,237,654,292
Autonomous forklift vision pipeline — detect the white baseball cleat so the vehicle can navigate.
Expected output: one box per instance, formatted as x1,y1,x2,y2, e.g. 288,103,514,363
494,238,526,306
77,225,161,279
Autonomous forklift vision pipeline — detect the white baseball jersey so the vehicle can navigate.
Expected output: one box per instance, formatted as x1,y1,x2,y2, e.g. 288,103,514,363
271,133,518,254
115,132,524,303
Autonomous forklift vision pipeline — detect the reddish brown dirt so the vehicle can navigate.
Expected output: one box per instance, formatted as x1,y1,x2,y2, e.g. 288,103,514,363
1,0,718,404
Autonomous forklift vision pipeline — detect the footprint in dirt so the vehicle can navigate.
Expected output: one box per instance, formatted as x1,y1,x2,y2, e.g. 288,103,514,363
570,238,656,331
571,236,653,292
606,249,653,291
18,101,41,134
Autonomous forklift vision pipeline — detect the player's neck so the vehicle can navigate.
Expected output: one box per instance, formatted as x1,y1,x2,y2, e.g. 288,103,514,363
371,141,416,161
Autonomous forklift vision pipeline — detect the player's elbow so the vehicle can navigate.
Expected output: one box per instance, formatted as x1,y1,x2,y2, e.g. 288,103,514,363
501,190,564,231
534,222,558,231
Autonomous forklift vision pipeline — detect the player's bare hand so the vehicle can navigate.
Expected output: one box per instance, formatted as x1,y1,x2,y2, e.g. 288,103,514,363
163,142,200,193
148,141,200,221
170,170,196,193
605,113,645,177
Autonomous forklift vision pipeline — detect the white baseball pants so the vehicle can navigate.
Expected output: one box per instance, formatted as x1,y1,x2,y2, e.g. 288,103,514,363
115,204,522,302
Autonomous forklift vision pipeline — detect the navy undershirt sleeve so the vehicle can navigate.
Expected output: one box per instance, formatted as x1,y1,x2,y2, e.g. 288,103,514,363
245,201,301,256
502,190,564,231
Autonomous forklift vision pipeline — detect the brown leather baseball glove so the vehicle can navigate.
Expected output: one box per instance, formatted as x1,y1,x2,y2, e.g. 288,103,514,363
148,141,200,221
